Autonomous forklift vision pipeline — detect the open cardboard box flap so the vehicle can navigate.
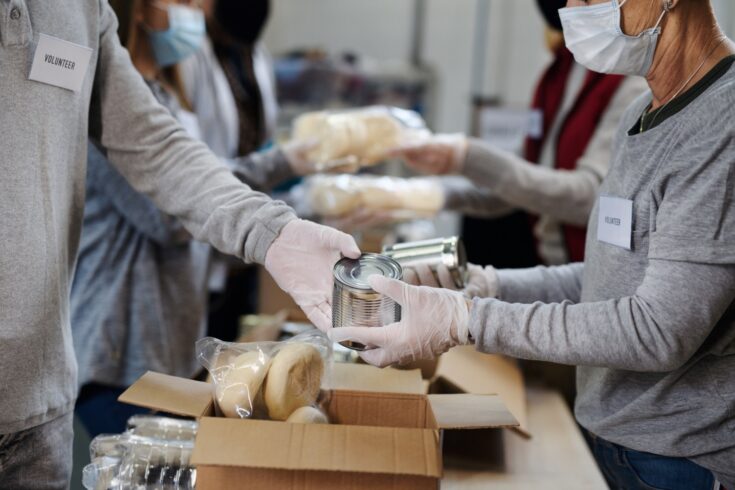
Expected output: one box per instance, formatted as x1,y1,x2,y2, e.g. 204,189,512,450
427,394,518,430
433,347,530,436
190,417,442,478
118,371,213,418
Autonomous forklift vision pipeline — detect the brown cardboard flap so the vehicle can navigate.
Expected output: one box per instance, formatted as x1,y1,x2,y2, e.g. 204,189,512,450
434,347,529,435
191,417,442,478
427,394,518,430
331,363,424,394
118,371,214,418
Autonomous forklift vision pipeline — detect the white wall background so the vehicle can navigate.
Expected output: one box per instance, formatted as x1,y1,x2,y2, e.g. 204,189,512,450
264,0,735,133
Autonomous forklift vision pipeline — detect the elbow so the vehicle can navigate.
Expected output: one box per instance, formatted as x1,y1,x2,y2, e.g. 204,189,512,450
645,352,690,372
637,340,697,373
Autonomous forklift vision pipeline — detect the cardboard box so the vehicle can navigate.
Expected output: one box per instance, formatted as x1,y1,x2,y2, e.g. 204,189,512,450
419,347,530,470
119,367,519,490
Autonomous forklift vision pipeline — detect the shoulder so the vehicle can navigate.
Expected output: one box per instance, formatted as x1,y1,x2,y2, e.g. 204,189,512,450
684,64,735,127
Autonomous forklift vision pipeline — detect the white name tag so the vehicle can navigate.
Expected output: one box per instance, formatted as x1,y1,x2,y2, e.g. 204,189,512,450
597,196,633,250
28,34,93,93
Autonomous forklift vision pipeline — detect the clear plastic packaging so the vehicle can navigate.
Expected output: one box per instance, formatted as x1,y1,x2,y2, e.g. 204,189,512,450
292,106,431,172
84,432,196,490
307,174,444,219
196,331,332,422
126,415,198,442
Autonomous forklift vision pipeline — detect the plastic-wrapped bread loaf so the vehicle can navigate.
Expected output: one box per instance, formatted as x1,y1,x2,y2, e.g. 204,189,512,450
308,175,444,218
286,406,329,424
293,106,430,169
264,343,325,421
216,350,271,418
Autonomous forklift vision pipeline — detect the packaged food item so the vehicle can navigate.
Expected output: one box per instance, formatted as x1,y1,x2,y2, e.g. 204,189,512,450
196,331,332,423
126,415,198,442
307,174,444,218
85,432,195,490
292,106,431,171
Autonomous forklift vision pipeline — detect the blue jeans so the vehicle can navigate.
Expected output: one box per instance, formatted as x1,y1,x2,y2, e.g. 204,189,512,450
585,430,717,490
75,383,149,439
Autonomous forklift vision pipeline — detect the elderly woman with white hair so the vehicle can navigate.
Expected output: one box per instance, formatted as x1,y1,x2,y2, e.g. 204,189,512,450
332,1,735,488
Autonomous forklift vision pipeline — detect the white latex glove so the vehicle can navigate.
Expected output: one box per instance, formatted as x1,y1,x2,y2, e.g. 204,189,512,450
390,133,468,175
265,219,361,331
328,276,471,367
284,139,361,175
282,139,320,176
404,263,499,299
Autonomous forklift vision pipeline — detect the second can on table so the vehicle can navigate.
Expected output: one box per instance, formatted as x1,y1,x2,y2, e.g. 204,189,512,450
382,236,468,289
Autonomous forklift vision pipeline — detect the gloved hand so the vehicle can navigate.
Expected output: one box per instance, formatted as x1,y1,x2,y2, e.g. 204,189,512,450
390,133,468,175
404,263,499,299
328,276,471,367
282,139,320,176
283,139,361,175
265,219,361,331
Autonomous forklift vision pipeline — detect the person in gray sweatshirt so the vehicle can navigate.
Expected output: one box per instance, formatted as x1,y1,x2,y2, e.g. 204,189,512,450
333,1,735,488
72,0,318,439
0,1,359,488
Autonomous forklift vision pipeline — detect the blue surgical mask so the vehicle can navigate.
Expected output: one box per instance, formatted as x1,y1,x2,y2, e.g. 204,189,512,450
147,3,205,68
559,0,669,77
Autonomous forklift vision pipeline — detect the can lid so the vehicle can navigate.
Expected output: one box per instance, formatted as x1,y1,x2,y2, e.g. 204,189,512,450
333,253,402,290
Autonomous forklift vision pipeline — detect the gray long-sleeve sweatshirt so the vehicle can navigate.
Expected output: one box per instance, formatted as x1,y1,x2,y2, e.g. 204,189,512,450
0,1,295,434
469,65,735,486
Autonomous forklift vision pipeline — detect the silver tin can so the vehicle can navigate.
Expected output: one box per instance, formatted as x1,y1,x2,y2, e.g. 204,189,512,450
332,253,402,351
382,236,468,289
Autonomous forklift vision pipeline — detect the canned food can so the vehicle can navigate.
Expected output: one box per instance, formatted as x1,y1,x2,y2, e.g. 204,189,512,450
332,253,402,351
382,236,468,289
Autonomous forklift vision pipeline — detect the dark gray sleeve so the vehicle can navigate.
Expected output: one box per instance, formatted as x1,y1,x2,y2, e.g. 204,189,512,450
440,176,515,218
89,1,295,264
86,141,187,245
225,148,295,192
470,259,735,372
496,263,585,304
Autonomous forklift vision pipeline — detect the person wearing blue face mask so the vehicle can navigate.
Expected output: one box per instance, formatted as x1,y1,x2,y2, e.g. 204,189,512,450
146,1,206,68
333,1,735,488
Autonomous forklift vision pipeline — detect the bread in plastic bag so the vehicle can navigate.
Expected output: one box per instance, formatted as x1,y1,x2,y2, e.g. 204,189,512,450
307,174,444,219
196,330,332,422
292,106,431,171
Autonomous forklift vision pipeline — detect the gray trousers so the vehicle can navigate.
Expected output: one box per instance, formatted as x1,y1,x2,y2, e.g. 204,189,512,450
0,412,73,490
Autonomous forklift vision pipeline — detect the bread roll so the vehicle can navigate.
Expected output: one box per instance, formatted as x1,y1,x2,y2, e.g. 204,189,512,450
286,406,329,425
216,350,271,418
264,343,324,421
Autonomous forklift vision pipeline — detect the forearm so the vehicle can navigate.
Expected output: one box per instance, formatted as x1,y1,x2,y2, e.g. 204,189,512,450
461,140,600,226
87,142,188,245
496,263,584,304
225,148,295,192
440,176,515,218
90,1,295,264
471,260,735,372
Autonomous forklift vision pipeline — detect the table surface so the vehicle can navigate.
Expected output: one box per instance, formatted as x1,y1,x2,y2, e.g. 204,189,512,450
442,388,609,489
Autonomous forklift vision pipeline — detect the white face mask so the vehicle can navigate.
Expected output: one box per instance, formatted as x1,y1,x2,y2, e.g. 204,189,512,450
559,0,669,77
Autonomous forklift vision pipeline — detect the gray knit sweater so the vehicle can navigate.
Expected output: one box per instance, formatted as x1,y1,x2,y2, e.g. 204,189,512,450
0,0,295,434
470,64,735,486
